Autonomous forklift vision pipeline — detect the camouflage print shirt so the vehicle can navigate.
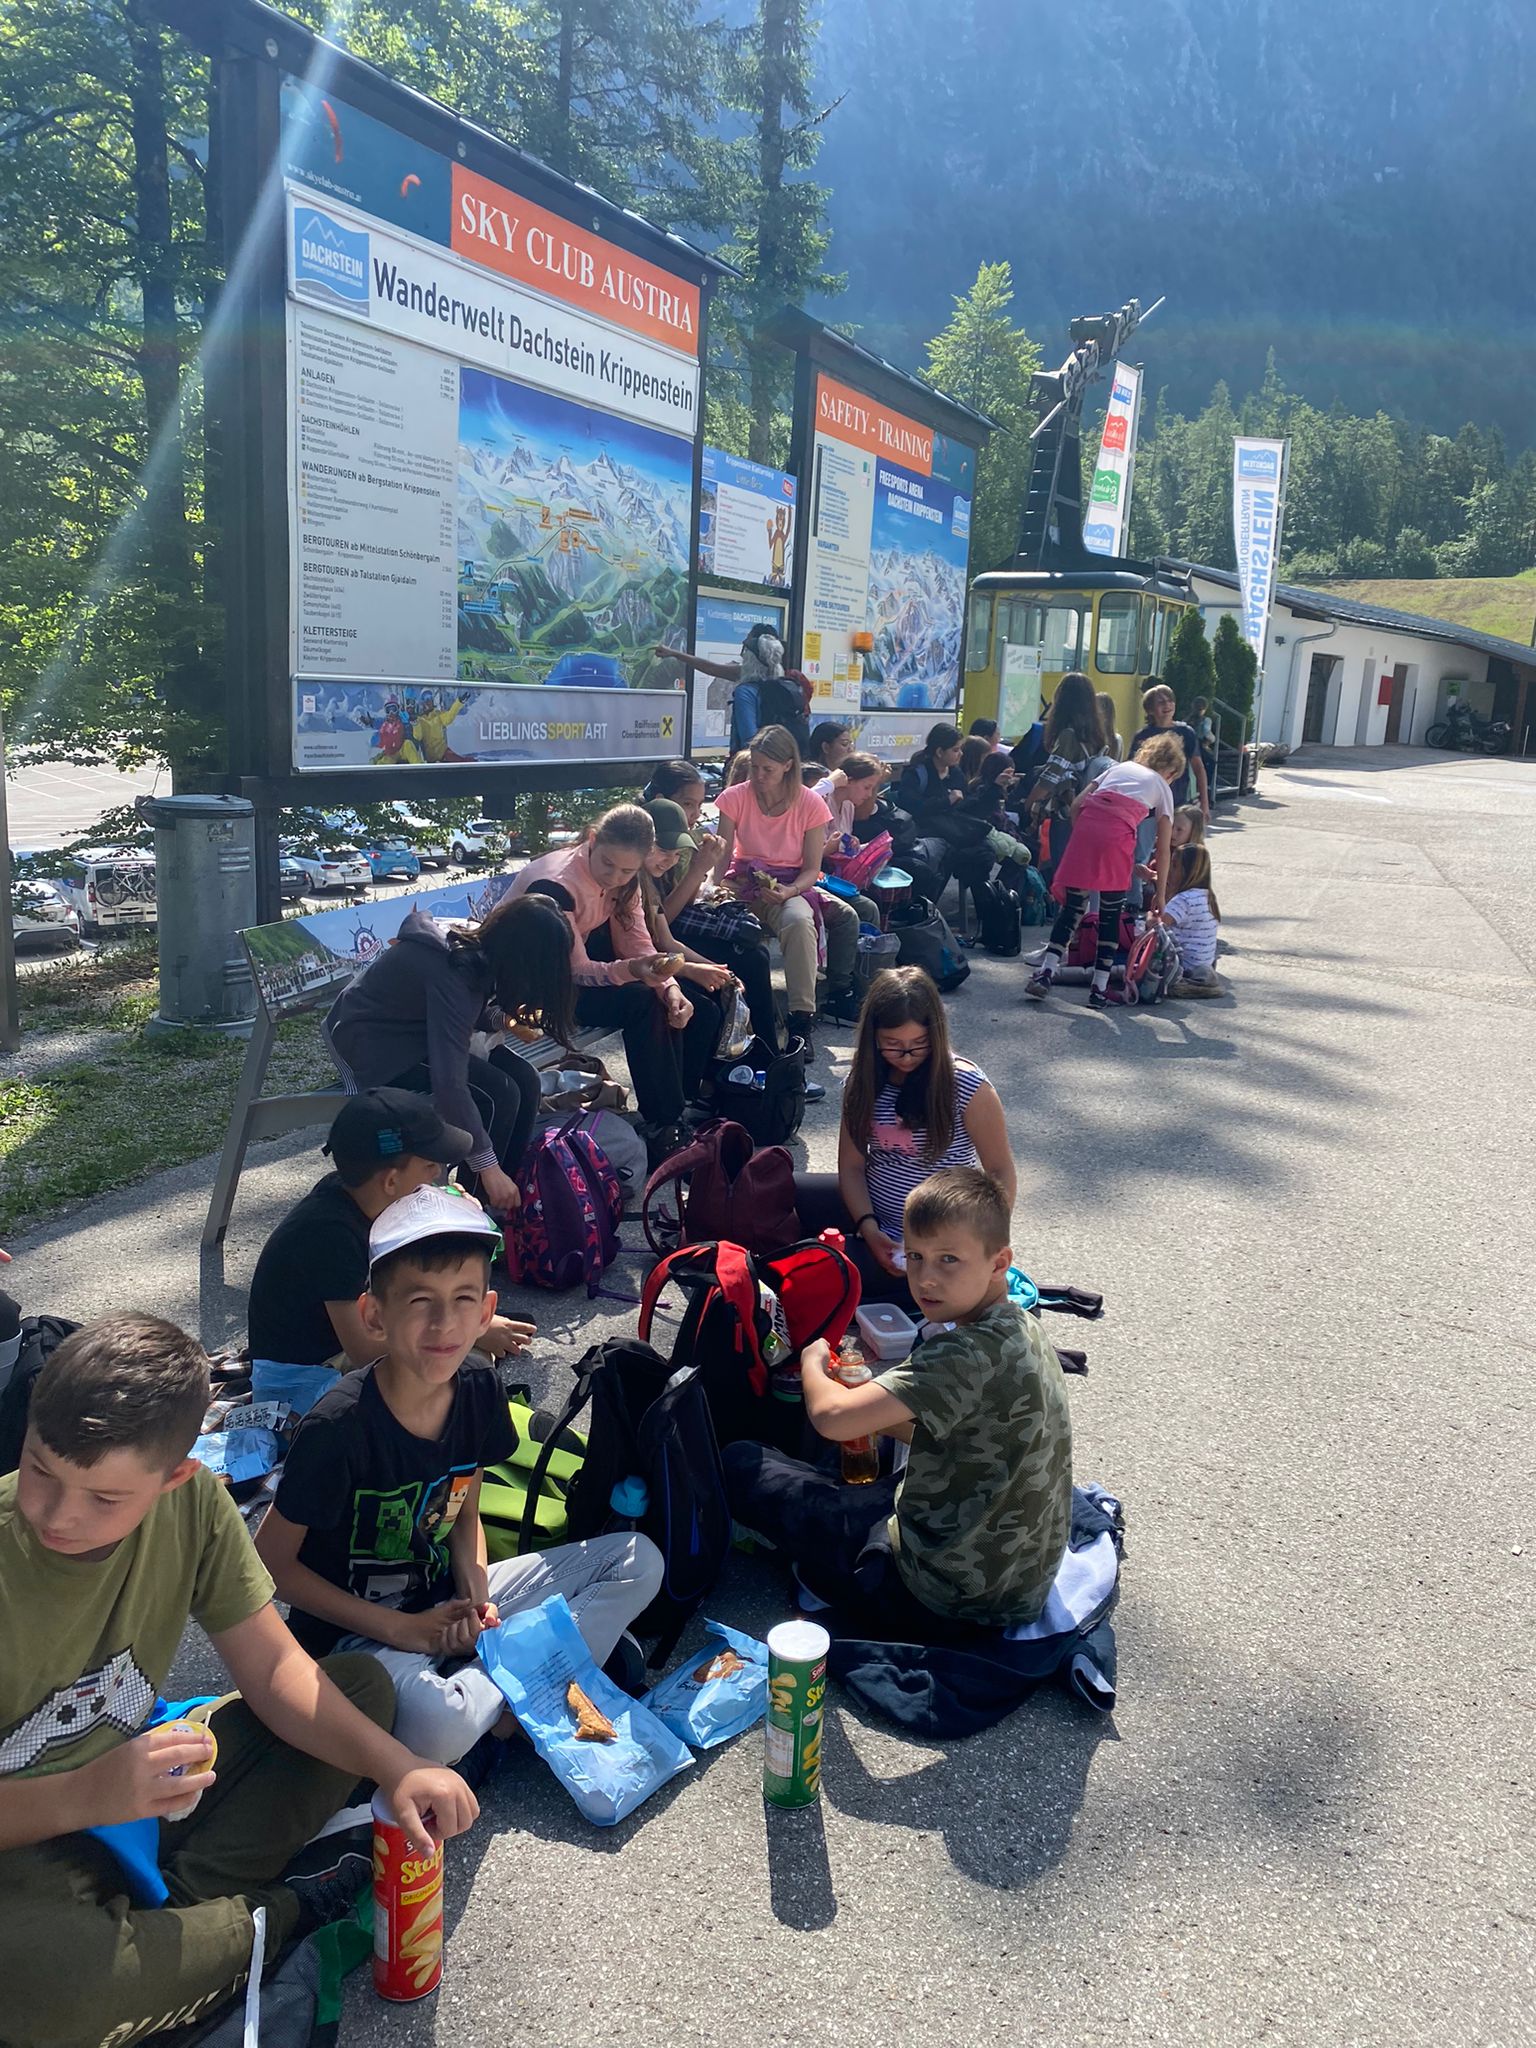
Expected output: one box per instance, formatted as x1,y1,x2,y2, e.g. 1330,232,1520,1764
876,1301,1072,1626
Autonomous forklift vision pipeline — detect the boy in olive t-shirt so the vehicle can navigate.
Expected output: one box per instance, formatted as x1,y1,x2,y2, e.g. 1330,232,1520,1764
0,1313,478,2048
724,1167,1072,1635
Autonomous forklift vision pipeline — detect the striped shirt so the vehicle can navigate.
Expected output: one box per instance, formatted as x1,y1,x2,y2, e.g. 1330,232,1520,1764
1163,887,1219,974
863,1060,986,1238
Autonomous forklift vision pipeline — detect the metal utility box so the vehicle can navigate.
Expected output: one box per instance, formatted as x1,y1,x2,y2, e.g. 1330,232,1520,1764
140,794,257,1035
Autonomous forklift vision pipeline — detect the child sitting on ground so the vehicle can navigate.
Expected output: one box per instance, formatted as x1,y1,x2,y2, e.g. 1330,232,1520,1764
1163,843,1223,990
724,1167,1072,1635
0,1314,475,2048
256,1185,662,1767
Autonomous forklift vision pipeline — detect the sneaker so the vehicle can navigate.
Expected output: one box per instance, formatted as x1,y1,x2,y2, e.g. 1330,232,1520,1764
1025,968,1054,1000
642,1120,688,1170
1086,987,1109,1011
602,1629,648,1697
804,1077,827,1104
283,1843,371,1940
819,983,861,1026
786,1012,816,1061
455,1728,513,1792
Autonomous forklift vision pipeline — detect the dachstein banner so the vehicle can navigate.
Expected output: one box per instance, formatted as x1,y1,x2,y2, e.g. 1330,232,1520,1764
1231,438,1288,665
1083,364,1142,557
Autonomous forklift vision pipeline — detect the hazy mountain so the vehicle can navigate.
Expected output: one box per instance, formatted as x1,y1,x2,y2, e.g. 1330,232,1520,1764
810,0,1536,443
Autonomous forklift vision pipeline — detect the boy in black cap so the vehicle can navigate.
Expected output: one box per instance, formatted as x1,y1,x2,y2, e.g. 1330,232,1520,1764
247,1090,533,1372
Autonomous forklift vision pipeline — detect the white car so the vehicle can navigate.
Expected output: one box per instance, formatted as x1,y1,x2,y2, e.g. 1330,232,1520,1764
448,819,511,865
10,877,82,951
279,841,372,893
51,846,158,936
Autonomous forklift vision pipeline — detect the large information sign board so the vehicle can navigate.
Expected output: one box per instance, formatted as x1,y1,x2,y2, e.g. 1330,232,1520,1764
801,373,974,757
279,79,701,774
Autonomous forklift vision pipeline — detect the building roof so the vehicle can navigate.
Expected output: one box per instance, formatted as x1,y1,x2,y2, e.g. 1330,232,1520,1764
1186,563,1536,673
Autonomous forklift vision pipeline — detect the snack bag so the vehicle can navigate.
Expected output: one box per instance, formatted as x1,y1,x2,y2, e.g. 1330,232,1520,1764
477,1595,692,1826
643,1619,769,1751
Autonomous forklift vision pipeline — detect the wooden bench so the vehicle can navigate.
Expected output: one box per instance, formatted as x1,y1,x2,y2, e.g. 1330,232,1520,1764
202,880,607,1247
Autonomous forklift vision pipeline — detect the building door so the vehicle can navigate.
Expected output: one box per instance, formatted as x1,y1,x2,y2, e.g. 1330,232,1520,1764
1303,653,1334,743
1384,662,1409,743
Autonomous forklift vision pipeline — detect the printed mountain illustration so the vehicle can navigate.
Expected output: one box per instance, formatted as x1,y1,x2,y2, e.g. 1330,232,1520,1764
456,422,691,687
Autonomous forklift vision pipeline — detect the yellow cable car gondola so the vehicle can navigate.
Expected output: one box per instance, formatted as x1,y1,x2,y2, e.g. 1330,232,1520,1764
960,299,1198,746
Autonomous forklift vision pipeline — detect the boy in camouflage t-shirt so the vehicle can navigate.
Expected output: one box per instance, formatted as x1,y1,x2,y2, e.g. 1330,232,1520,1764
723,1167,1072,1633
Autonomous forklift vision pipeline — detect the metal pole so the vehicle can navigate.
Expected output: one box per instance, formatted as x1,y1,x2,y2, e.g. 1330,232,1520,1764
0,705,20,1055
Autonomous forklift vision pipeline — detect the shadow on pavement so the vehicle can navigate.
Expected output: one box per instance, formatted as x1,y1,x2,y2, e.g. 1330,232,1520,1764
765,1799,837,1929
821,1687,1114,1892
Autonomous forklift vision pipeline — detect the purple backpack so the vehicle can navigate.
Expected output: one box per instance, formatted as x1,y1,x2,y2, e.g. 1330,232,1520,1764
505,1117,624,1294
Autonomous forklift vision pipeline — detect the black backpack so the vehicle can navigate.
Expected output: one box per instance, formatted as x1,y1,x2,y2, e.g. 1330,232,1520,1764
976,879,1023,957
0,1316,80,1475
708,1032,807,1145
757,673,810,752
527,1337,732,1665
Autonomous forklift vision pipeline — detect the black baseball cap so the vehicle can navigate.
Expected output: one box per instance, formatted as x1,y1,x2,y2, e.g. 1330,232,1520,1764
324,1089,472,1177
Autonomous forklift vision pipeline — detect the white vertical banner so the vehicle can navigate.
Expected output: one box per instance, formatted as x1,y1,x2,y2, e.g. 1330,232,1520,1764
1083,363,1142,557
1232,437,1289,669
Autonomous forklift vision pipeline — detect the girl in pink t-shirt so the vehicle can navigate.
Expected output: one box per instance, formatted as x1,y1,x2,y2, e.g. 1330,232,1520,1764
712,725,861,1048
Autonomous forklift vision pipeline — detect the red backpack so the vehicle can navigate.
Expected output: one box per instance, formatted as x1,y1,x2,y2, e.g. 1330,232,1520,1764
638,1236,860,1454
504,1117,624,1295
640,1120,801,1258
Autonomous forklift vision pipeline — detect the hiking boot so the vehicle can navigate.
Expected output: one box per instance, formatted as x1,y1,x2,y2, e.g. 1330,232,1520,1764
1025,967,1054,1000
819,982,861,1026
641,1120,688,1170
786,1012,816,1060
283,1842,372,1941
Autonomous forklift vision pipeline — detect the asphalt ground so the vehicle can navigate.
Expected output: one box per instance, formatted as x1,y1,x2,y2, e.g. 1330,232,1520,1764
3,747,1533,2046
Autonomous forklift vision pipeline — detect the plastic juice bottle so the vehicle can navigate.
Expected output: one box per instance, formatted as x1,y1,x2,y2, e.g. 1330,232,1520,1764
834,1343,880,1484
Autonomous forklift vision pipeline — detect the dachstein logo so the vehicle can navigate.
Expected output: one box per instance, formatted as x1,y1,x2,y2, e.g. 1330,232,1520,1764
1237,444,1280,482
293,208,370,312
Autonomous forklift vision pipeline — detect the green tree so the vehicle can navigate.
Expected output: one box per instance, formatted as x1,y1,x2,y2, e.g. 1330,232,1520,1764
709,0,844,463
1162,607,1215,720
921,261,1039,573
1211,611,1258,729
1390,526,1438,577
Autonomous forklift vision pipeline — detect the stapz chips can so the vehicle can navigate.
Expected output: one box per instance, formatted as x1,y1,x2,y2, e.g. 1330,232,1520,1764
371,1791,443,2001
763,1619,830,1808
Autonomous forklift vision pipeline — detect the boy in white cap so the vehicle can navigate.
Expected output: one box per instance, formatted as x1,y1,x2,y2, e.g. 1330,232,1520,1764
255,1186,661,1765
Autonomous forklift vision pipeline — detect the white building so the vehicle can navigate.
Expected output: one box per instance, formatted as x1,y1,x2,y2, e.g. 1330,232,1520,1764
1185,565,1536,756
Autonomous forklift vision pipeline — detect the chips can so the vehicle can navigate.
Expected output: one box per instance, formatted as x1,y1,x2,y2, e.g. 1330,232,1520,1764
763,1620,830,1808
371,1791,443,2001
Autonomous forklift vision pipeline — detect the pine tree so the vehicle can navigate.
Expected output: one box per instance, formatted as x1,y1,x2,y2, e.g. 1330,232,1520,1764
921,262,1040,573
1162,608,1215,721
1211,612,1258,729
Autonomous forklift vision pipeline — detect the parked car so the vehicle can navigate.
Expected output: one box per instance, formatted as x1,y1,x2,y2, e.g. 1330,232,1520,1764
360,838,422,882
279,841,372,893
10,877,82,951
278,857,311,901
51,846,158,937
448,818,511,865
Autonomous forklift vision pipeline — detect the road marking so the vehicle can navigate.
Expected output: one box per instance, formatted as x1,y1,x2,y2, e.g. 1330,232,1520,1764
1270,775,1393,804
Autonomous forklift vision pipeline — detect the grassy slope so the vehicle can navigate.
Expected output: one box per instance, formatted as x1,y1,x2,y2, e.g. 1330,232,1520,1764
0,941,332,1236
1327,570,1536,648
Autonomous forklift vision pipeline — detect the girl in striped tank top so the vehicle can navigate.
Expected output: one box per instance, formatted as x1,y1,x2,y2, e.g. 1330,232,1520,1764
794,966,1016,1303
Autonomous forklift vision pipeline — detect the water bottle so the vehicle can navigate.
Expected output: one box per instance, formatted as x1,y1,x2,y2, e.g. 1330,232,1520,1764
607,1476,649,1529
752,1069,766,1091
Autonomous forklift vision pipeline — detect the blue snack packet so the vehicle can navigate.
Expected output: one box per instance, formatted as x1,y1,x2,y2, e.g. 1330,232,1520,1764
643,1619,769,1750
478,1595,692,1826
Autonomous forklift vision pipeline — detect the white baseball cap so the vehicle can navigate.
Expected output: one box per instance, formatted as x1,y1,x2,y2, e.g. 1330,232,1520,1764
367,1183,504,1269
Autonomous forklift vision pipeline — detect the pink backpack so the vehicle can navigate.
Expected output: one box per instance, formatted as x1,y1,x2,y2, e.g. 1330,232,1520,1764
640,1119,801,1258
504,1117,624,1294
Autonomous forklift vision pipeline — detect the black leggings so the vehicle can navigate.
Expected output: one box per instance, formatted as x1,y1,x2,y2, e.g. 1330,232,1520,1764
578,923,722,1124
1047,889,1126,973
390,1049,539,1191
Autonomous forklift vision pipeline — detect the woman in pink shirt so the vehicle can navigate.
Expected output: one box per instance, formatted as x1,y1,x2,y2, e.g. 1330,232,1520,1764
712,724,861,1056
509,805,720,1159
